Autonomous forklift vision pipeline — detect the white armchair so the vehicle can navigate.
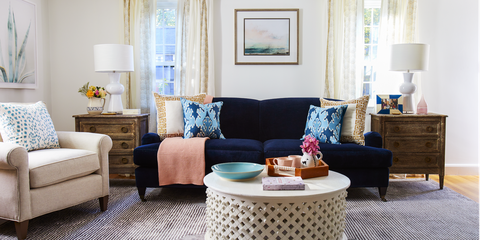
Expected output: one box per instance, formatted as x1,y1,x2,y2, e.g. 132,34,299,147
0,131,112,240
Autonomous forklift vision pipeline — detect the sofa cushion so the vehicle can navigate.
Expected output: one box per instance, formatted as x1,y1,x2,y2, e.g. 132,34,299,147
259,98,321,142
153,93,206,140
205,139,264,172
181,98,225,139
302,104,348,144
264,139,392,169
28,148,100,188
321,95,370,145
0,101,60,151
213,98,260,140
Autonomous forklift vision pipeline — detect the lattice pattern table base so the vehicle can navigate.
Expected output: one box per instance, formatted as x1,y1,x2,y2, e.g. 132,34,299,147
206,188,347,240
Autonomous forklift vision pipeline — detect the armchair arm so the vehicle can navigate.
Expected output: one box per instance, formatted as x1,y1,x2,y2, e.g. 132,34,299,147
364,131,383,148
56,131,113,196
0,142,32,221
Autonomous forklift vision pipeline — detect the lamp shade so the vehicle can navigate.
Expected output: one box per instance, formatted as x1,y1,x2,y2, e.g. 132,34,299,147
94,44,134,73
389,43,430,72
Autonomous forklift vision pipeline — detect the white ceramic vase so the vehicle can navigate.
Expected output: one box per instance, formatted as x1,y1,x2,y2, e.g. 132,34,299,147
87,97,105,115
300,152,323,168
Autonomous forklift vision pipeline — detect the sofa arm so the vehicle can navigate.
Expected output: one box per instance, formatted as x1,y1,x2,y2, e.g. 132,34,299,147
0,142,32,221
364,131,383,148
141,133,162,145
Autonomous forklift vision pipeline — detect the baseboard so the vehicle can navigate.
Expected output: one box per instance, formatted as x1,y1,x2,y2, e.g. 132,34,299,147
445,164,479,175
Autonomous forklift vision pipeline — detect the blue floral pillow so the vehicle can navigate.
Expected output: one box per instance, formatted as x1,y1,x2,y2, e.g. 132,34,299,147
180,98,225,139
0,101,60,151
302,104,348,144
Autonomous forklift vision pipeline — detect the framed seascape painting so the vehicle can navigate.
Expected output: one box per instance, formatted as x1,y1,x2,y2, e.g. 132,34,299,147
0,0,37,89
376,94,403,114
235,9,299,65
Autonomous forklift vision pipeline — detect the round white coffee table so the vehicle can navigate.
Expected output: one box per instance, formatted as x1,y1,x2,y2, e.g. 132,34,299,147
204,168,350,240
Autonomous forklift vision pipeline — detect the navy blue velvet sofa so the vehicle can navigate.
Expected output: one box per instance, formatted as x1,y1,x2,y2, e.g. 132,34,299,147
134,97,392,201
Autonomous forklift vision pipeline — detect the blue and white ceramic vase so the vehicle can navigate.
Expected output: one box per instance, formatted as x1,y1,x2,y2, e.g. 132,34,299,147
87,97,105,115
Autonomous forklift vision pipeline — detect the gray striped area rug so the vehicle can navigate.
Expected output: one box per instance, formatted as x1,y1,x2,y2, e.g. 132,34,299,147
0,178,478,239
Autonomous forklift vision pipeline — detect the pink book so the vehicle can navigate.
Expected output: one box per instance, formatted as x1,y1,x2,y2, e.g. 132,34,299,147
262,177,305,191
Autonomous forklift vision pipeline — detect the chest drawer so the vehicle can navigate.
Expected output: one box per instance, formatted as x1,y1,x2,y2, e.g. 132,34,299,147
392,154,439,168
385,121,439,137
385,138,439,153
78,122,135,138
111,139,136,151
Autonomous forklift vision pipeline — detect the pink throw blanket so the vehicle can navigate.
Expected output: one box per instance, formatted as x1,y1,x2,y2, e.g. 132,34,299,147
157,137,209,186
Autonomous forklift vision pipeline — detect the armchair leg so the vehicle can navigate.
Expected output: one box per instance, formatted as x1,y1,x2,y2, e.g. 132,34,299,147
138,187,147,202
14,220,28,240
99,196,109,211
378,187,387,202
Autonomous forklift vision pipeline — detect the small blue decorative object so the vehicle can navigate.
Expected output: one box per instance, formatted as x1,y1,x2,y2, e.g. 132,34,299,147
302,104,348,144
376,94,403,114
211,162,264,180
181,98,225,139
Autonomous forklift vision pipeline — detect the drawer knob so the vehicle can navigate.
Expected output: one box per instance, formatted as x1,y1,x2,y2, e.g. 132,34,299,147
121,142,129,149
121,127,129,133
426,126,434,132
394,126,400,132
89,126,96,132
393,157,399,163
425,142,433,148
425,157,432,163
121,158,129,164
394,142,400,148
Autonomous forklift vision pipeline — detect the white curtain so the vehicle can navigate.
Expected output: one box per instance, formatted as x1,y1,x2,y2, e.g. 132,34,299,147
324,0,364,100
175,0,215,96
376,0,420,99
124,0,156,132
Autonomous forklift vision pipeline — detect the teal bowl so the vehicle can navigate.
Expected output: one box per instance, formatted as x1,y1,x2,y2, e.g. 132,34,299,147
211,162,264,180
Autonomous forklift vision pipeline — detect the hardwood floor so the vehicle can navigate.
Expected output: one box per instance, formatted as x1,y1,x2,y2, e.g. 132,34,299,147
430,175,479,203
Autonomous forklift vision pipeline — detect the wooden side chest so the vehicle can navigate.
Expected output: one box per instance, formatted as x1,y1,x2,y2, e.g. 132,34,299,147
370,113,447,189
73,114,149,174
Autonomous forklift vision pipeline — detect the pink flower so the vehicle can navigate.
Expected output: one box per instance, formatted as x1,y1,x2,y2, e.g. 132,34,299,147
300,135,320,155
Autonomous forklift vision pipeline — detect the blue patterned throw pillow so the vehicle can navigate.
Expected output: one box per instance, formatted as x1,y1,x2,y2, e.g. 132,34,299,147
302,104,348,144
181,98,225,139
0,101,60,151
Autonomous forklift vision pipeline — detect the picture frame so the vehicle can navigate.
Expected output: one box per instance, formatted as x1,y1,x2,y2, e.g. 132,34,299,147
376,94,403,114
0,0,37,89
235,9,299,65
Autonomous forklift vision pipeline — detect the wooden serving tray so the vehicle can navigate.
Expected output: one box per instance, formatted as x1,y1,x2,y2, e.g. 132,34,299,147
266,158,329,179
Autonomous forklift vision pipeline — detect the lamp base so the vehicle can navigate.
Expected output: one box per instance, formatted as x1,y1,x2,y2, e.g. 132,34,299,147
106,72,125,113
400,72,416,114
402,93,415,114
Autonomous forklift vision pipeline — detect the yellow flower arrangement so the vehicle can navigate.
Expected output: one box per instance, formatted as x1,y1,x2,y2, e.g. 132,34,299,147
78,82,106,99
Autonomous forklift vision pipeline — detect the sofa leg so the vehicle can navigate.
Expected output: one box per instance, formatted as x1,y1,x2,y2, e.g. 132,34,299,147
99,196,109,211
14,220,28,240
138,187,147,202
378,187,387,202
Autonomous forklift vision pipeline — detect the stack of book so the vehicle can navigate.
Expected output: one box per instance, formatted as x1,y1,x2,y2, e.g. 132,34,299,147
262,177,305,191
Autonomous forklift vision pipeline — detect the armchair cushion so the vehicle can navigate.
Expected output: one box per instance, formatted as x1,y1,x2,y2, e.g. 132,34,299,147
0,101,60,151
28,148,100,189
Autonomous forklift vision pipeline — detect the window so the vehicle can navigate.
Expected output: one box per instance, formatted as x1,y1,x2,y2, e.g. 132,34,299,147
155,2,176,95
362,2,381,102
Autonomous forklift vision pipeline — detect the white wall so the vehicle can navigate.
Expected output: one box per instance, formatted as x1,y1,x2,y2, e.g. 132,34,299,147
214,0,328,99
0,0,51,108
47,0,123,131
418,0,479,174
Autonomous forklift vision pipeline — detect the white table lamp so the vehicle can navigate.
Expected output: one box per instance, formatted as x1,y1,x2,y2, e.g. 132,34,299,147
389,43,430,114
94,44,134,113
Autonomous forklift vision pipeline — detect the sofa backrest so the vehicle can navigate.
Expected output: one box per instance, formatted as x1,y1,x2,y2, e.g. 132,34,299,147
213,97,260,140
259,98,320,142
213,97,320,142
